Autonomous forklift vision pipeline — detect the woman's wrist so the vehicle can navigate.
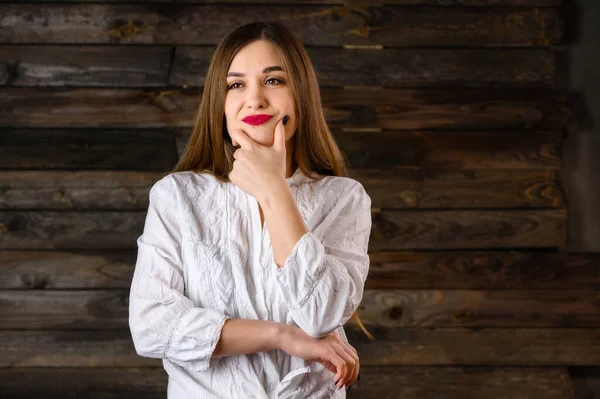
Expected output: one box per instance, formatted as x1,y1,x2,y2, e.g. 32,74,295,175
213,319,293,358
274,323,293,351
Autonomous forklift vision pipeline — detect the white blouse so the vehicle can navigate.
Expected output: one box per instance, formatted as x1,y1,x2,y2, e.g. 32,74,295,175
128,167,372,399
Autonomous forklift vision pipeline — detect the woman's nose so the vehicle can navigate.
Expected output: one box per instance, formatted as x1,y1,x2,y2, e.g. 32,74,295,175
246,83,267,109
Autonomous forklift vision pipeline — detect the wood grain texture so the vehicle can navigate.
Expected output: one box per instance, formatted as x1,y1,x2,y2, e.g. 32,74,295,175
353,169,565,208
177,130,564,171
1,328,598,367
420,170,564,208
0,4,563,46
0,88,571,129
0,171,164,210
0,46,171,87
0,209,566,250
2,250,598,291
0,367,577,399
0,88,197,129
0,290,129,329
0,129,177,170
0,250,137,289
31,0,563,5
419,130,563,169
346,327,600,366
0,211,145,250
0,330,160,367
369,208,567,249
172,47,556,88
323,88,571,129
346,366,576,399
338,129,565,206
0,368,167,399
365,251,600,290
357,289,600,328
570,367,600,399
1,288,597,329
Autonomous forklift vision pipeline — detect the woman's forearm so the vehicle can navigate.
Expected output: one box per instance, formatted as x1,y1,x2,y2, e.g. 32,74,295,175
212,318,287,358
259,180,308,268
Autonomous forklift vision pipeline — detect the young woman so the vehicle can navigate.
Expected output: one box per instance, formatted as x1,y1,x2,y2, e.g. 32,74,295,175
129,21,373,399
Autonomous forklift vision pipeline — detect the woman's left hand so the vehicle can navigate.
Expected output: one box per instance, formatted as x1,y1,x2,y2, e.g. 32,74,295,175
228,116,288,202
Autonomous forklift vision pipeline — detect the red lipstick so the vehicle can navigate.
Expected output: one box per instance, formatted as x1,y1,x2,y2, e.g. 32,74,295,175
242,114,273,126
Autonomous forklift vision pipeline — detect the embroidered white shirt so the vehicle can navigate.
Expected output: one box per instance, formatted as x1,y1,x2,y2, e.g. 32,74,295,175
128,167,372,398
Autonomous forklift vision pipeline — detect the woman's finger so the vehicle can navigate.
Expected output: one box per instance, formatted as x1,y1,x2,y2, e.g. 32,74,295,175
338,339,358,360
333,338,359,387
228,129,253,149
326,332,360,388
346,342,358,356
327,349,347,386
319,359,337,374
344,344,359,388
331,343,357,389
353,359,360,388
342,342,360,387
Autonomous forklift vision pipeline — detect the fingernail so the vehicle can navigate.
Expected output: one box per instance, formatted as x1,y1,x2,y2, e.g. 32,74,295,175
283,115,289,126
346,385,352,392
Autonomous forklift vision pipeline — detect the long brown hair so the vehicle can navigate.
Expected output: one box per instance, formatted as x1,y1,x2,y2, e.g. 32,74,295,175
172,21,373,340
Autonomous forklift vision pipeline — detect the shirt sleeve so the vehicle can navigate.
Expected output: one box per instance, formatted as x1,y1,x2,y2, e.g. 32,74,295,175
128,176,230,372
271,180,372,338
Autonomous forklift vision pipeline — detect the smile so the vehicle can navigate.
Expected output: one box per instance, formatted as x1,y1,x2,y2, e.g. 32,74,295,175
242,114,273,126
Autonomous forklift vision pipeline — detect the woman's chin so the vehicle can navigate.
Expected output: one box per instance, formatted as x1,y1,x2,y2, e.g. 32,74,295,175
245,129,271,141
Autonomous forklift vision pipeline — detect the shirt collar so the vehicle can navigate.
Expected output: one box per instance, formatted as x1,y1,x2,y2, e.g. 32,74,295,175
286,167,313,187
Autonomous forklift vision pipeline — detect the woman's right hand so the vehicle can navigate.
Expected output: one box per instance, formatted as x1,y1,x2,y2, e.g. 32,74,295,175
278,325,359,390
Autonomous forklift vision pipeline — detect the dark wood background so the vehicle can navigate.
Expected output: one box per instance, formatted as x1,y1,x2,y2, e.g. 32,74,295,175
1,1,599,398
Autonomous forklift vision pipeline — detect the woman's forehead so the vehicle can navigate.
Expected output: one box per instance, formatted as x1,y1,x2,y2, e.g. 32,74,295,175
228,41,285,74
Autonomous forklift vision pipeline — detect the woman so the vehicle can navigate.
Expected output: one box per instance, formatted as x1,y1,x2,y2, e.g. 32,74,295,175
129,21,373,399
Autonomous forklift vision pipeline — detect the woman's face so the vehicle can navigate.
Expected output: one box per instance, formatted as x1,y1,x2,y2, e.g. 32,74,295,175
225,39,297,148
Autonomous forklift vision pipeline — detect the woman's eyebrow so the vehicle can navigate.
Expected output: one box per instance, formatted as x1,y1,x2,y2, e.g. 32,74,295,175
227,66,284,77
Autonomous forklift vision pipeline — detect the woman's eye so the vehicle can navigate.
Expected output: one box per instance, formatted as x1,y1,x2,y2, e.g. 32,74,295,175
227,78,283,90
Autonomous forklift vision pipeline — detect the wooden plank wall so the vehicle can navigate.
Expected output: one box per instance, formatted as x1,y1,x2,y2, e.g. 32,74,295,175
1,0,599,398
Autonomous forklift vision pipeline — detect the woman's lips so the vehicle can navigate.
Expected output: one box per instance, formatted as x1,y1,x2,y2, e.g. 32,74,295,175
242,114,273,126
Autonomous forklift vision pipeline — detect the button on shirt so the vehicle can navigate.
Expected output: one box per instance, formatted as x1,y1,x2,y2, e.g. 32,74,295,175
128,167,372,399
